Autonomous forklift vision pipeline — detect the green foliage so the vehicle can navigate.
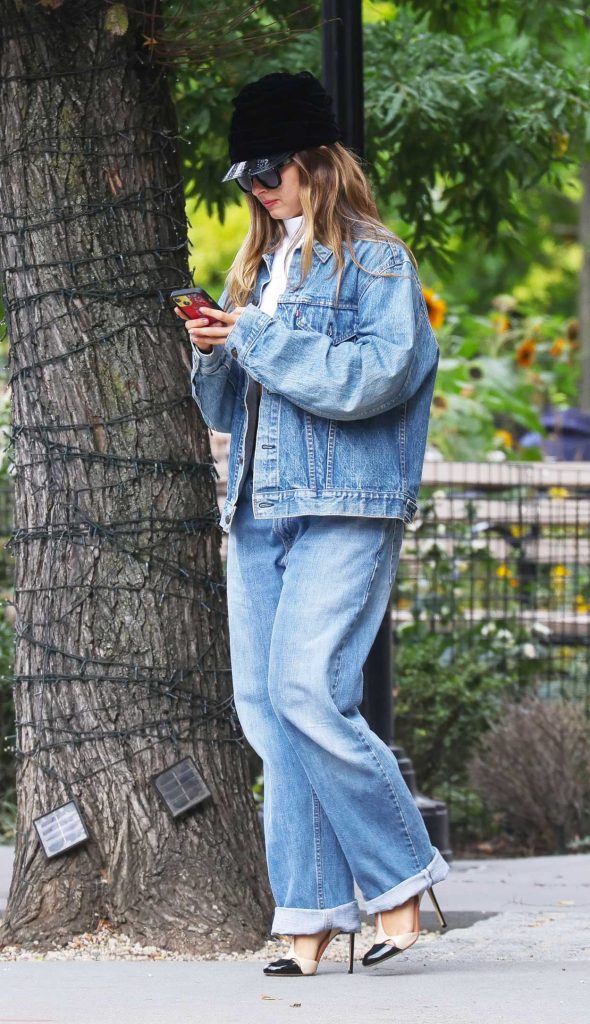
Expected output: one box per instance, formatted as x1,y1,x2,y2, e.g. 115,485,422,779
363,6,585,268
185,194,249,295
409,0,585,38
170,0,319,223
252,771,264,806
417,163,581,324
166,1,587,269
427,296,580,459
393,620,532,796
391,617,570,847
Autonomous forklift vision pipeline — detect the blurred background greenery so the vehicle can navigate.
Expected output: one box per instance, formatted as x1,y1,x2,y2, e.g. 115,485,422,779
175,0,588,462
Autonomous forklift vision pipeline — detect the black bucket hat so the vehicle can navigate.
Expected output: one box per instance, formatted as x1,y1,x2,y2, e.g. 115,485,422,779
221,70,342,183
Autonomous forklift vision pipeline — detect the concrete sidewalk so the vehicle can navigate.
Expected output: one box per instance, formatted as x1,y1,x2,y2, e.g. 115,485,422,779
1,847,588,1024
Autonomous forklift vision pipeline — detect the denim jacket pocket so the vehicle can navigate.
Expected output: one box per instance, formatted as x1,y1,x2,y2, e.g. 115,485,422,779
328,327,358,347
295,300,358,346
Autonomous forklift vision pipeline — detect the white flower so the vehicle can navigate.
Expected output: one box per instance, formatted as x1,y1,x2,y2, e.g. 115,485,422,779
419,540,442,557
425,446,444,461
481,623,497,637
531,621,552,637
522,643,537,659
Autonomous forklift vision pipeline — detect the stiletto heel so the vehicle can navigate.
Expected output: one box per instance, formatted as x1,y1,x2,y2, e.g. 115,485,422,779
263,927,354,976
426,884,447,928
361,885,447,968
348,932,355,974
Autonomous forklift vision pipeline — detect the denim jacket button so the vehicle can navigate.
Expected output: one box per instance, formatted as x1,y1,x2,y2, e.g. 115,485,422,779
230,346,238,358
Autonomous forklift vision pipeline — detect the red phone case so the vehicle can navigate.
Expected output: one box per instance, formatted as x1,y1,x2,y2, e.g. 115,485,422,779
170,287,223,326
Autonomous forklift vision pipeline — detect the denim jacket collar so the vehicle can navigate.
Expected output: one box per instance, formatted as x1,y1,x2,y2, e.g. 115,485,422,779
261,238,333,270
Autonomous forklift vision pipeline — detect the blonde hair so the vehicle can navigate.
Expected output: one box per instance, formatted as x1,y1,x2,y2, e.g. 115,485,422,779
224,142,418,309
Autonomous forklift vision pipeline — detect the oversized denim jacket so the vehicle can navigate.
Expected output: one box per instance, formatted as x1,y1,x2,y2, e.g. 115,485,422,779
190,234,439,535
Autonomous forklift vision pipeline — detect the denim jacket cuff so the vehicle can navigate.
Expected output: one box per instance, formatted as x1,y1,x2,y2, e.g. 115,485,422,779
191,341,227,378
224,304,269,363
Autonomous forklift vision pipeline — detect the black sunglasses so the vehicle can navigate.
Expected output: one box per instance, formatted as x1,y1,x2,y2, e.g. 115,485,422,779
236,155,295,194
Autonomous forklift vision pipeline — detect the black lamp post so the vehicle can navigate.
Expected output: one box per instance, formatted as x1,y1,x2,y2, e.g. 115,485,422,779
321,0,451,859
321,0,364,156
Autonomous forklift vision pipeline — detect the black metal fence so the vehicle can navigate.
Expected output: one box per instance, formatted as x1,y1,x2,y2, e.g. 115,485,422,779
391,459,590,707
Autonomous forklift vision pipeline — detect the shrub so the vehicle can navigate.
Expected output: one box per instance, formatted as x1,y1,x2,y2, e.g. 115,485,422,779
468,694,590,853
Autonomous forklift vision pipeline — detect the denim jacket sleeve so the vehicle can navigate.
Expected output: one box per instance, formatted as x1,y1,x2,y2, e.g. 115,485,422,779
189,284,245,433
223,261,439,421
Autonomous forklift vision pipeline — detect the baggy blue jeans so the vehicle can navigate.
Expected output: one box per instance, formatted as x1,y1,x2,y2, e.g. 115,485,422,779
226,457,450,936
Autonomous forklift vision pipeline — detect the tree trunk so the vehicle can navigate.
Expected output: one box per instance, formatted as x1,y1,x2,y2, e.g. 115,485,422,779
0,0,272,952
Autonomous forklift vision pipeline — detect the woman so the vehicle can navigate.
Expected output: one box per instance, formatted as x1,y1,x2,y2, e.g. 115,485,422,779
178,71,450,977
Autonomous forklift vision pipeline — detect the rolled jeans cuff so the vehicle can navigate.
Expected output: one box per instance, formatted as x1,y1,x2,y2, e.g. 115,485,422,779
362,847,451,915
271,898,361,936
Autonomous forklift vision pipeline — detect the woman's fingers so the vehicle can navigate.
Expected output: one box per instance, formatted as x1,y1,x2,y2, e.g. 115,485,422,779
198,305,247,322
190,324,233,337
176,302,247,349
196,305,229,322
188,322,227,347
182,316,215,328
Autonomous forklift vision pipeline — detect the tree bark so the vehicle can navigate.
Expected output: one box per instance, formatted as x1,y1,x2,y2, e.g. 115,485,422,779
0,0,272,952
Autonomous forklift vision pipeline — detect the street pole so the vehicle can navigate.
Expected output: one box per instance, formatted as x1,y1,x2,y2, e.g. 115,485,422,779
321,0,364,157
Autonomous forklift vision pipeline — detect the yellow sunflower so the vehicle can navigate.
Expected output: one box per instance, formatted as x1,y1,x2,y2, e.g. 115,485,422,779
423,287,447,330
549,337,568,358
515,338,536,368
432,393,449,413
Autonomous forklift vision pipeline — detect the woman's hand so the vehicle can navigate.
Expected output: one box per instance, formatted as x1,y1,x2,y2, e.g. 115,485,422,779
175,305,247,353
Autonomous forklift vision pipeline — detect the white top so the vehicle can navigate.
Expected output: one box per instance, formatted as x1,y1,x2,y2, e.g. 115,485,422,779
238,214,304,468
197,213,303,358
258,213,304,315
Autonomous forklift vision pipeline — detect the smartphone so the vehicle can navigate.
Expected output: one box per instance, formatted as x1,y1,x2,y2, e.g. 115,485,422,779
169,287,224,326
